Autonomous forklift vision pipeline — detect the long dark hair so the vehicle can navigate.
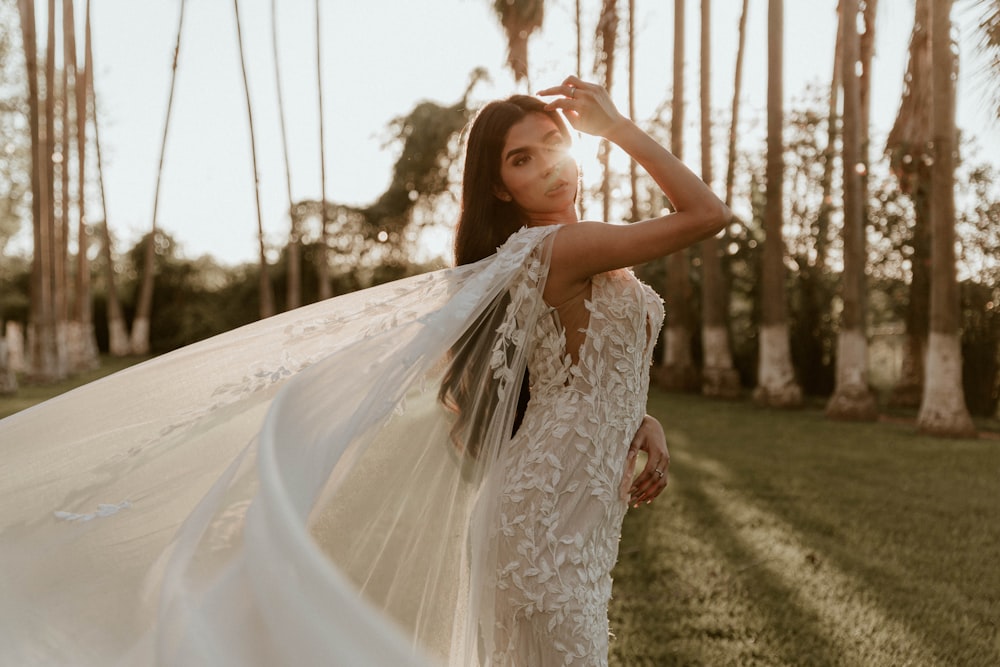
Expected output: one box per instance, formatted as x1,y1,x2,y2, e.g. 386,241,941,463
453,95,573,266
440,95,572,457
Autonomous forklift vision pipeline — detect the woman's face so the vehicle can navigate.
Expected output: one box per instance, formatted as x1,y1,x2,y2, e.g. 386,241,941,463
496,112,578,224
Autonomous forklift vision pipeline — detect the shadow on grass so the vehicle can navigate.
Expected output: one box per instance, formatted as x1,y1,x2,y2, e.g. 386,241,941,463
609,390,1000,666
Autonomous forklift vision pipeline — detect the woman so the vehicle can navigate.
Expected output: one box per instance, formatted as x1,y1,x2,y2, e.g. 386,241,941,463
443,77,730,664
0,77,728,667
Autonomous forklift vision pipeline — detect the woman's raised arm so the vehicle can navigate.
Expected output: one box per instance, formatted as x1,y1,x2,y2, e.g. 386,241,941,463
538,77,732,285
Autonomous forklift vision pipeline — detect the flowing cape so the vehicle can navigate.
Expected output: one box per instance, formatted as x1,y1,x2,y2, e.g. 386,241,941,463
0,225,559,666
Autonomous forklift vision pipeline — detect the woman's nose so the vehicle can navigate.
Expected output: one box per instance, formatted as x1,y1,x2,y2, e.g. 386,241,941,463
542,152,563,175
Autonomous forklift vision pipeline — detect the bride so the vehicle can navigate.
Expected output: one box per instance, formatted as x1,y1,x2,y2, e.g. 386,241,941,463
0,77,728,666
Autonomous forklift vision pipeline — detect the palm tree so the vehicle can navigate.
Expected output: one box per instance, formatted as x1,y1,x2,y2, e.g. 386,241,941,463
18,0,60,381
753,0,802,407
594,0,618,222
917,0,976,437
886,0,932,407
64,0,99,371
660,0,698,392
493,0,545,85
698,0,740,398
86,0,129,357
233,0,275,319
272,0,300,311
723,0,748,213
56,0,69,335
826,0,877,420
131,0,186,355
315,0,331,300
628,0,638,221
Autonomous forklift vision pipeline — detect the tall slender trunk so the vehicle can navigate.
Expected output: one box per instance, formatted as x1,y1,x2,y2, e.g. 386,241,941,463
233,0,275,319
65,0,99,371
886,0,932,407
21,0,61,382
315,0,331,300
918,0,975,437
132,0,187,355
46,0,66,378
627,0,638,221
724,0,748,211
754,0,802,407
575,0,584,216
660,0,698,391
595,0,617,223
826,0,877,419
575,0,582,79
816,8,841,274
87,1,128,357
272,0,299,311
57,0,69,334
698,0,740,398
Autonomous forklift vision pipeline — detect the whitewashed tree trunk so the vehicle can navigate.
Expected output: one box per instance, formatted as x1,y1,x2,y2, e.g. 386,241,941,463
702,325,740,397
917,0,975,438
919,332,975,436
753,323,802,407
108,317,131,357
826,0,877,420
826,328,878,419
754,0,802,408
6,322,25,373
0,337,16,395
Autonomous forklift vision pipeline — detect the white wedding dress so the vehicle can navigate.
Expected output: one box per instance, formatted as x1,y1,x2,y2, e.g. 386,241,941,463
0,223,662,666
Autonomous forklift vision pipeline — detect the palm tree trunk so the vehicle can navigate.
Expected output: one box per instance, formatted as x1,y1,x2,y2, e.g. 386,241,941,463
86,1,129,357
21,0,61,382
917,0,976,437
724,0,748,211
233,0,275,319
627,0,638,222
131,0,187,355
660,0,699,392
65,0,99,371
576,0,582,78
315,0,331,300
753,0,802,407
886,0,933,407
595,0,617,223
272,0,300,311
826,0,877,420
698,0,740,398
83,0,132,357
57,0,70,338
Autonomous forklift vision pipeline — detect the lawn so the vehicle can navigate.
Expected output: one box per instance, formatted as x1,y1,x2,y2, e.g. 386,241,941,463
610,389,1000,666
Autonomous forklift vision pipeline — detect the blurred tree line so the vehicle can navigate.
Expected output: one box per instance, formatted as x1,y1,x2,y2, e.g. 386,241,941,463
4,79,995,414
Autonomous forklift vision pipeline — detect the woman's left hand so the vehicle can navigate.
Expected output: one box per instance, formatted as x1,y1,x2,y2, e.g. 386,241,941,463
621,414,670,507
536,76,628,139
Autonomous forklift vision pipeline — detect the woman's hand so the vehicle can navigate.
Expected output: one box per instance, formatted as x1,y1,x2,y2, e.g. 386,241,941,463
537,76,629,139
619,414,670,507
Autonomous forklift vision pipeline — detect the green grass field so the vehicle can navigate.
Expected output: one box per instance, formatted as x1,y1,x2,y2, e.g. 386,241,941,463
3,369,997,665
610,389,1000,666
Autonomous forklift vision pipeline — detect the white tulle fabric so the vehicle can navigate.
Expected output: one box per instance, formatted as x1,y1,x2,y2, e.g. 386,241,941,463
0,223,663,667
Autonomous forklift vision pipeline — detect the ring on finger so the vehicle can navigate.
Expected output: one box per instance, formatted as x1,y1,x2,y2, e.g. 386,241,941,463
655,469,664,478
568,85,575,98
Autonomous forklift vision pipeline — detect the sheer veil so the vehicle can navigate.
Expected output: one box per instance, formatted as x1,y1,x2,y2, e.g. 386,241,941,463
0,224,559,666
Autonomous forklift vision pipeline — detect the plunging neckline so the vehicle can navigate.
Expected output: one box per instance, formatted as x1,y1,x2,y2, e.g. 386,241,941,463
546,274,602,371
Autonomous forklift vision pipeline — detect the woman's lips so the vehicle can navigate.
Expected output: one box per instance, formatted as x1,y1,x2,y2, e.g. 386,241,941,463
546,180,569,195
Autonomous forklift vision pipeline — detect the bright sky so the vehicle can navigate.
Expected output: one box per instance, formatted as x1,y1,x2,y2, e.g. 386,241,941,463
17,0,1000,265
